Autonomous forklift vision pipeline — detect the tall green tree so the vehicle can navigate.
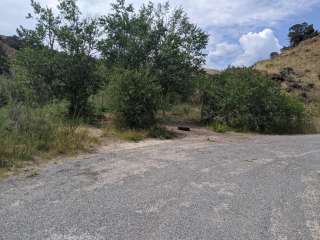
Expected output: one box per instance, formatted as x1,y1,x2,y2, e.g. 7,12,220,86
288,22,318,47
98,0,208,104
17,0,102,117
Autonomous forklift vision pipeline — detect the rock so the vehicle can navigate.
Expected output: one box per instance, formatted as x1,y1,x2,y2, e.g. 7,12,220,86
178,127,191,132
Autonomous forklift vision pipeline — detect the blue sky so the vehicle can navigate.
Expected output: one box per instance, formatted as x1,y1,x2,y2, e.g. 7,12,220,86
1,0,320,69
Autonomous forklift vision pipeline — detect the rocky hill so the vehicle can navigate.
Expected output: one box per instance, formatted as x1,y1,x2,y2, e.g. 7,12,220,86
0,35,21,58
254,36,320,104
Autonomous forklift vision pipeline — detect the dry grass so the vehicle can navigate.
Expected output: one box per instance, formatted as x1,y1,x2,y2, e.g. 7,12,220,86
204,68,220,76
0,103,101,171
103,126,148,142
255,36,320,89
102,115,176,143
46,125,100,156
0,124,100,170
160,103,202,125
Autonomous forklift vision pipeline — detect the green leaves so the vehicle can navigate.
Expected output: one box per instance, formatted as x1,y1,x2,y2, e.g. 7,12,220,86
98,0,208,104
109,68,161,129
201,68,306,134
16,0,208,125
16,0,102,117
288,22,319,47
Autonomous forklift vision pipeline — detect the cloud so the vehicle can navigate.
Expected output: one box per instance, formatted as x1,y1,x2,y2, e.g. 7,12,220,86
210,42,240,58
1,1,319,34
79,0,320,28
233,29,282,66
208,29,282,69
207,41,241,69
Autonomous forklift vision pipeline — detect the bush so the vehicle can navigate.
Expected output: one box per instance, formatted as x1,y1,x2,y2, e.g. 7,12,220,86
270,52,279,59
110,68,161,129
200,67,306,134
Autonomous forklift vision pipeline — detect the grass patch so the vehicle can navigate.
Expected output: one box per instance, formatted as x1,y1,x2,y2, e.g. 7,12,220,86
103,125,175,142
161,103,201,124
103,126,147,142
209,122,232,133
147,126,176,140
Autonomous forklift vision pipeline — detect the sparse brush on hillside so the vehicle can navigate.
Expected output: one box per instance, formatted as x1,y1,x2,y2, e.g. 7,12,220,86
288,22,318,48
255,23,320,101
200,68,307,134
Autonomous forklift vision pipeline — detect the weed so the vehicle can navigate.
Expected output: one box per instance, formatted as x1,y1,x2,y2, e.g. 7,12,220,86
103,124,175,142
148,126,175,140
103,126,147,142
209,122,232,133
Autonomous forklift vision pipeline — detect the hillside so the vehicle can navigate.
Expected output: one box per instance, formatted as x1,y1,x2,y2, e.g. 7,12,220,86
204,68,220,75
0,35,20,58
254,36,320,104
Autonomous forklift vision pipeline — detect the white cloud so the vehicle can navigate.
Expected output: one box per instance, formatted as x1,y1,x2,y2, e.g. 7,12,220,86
210,42,240,57
207,29,282,69
207,41,241,69
233,28,282,66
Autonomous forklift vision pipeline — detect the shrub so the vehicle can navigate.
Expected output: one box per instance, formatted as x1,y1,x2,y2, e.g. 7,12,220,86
110,68,161,129
270,52,279,59
200,67,306,134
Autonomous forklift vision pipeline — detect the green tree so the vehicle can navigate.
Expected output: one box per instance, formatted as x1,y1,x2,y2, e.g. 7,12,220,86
99,0,208,104
288,22,318,47
153,8,208,103
17,0,102,117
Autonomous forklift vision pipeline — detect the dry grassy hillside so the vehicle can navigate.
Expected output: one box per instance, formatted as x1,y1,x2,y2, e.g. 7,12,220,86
204,68,220,75
0,35,20,58
255,36,320,102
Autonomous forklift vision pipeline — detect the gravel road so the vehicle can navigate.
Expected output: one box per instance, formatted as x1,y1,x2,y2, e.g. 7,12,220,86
1,128,320,240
